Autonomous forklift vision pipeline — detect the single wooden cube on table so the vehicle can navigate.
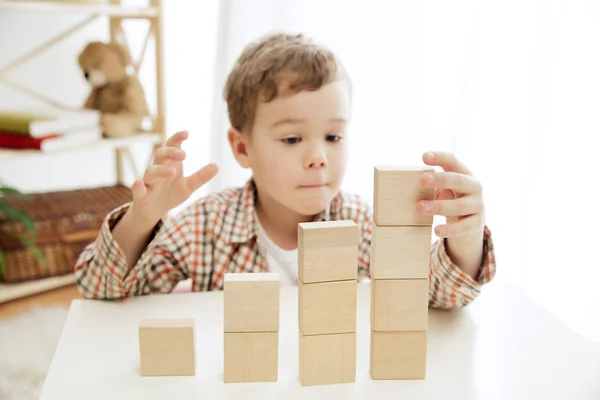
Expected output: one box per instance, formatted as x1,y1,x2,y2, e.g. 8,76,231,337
138,318,196,377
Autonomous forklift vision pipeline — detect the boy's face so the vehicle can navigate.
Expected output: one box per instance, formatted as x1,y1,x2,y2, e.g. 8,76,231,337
233,80,351,217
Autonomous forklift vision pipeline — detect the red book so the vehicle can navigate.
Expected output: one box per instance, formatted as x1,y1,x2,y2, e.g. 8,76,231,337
0,129,101,152
0,131,61,150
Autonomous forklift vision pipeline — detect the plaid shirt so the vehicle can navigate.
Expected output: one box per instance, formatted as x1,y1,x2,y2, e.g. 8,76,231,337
74,179,496,308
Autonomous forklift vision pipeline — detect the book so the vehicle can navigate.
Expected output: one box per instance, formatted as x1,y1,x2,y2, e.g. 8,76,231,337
0,109,100,137
0,127,102,152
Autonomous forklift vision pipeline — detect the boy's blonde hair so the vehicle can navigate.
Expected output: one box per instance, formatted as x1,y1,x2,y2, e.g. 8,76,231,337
224,32,341,132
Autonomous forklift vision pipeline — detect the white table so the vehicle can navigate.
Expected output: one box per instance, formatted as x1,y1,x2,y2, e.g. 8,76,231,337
40,279,600,400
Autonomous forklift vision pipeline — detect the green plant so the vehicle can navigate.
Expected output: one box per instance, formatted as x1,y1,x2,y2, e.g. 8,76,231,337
0,185,46,280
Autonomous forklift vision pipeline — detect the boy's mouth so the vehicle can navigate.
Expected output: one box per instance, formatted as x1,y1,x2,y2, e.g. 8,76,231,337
299,183,327,189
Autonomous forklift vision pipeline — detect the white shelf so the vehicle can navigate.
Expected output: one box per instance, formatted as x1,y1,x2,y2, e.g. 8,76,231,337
0,1,159,17
0,272,77,304
0,132,163,160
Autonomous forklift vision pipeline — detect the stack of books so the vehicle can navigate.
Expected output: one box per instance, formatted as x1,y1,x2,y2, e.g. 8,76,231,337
0,109,102,153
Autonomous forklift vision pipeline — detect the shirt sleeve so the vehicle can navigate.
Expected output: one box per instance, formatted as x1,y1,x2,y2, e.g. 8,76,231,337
356,202,497,309
73,202,204,300
428,225,496,309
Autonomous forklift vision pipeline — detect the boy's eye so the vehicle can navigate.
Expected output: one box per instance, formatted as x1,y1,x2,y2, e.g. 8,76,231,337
282,137,300,145
326,134,342,142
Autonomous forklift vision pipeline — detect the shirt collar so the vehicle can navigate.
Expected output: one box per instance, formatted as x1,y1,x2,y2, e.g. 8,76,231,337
223,178,343,244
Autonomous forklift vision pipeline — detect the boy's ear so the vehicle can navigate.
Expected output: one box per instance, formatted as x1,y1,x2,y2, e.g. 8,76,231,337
227,127,251,168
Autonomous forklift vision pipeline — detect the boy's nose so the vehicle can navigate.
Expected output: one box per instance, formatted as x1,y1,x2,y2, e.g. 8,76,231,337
305,149,327,169
307,159,326,168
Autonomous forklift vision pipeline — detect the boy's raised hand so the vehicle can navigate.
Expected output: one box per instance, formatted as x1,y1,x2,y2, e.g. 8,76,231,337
130,130,218,222
418,151,485,238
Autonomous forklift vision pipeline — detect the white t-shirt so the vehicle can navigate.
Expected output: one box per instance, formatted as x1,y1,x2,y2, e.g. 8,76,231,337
255,215,298,287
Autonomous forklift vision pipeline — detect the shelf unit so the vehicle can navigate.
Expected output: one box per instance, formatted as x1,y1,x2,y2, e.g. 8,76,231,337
0,0,166,302
0,273,77,304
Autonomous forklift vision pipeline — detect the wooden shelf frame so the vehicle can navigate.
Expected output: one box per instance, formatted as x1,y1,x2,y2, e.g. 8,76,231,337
0,0,166,181
0,0,166,301
0,0,166,178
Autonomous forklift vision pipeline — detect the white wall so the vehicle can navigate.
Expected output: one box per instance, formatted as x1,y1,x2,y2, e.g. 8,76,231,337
0,1,220,205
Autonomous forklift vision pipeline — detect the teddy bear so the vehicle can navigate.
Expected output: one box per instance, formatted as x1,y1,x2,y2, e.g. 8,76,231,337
77,41,147,138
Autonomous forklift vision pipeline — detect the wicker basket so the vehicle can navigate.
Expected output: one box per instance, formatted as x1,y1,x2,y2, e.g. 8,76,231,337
0,185,132,283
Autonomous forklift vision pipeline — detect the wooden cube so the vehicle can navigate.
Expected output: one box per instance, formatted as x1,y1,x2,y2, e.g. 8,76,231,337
299,332,356,386
370,224,432,279
224,272,279,332
371,279,429,331
373,166,435,226
139,318,195,376
224,332,278,383
370,330,427,380
298,220,358,284
298,279,357,335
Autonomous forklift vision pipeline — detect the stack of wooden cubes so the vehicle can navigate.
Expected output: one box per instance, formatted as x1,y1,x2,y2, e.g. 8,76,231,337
370,166,435,380
223,272,280,383
297,220,359,386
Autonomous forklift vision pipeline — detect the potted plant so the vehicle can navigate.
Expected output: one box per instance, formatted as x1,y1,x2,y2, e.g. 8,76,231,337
0,184,45,281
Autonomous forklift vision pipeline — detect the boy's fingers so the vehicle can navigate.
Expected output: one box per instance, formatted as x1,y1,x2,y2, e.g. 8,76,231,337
423,151,472,175
421,171,481,194
435,188,455,201
418,196,483,217
153,147,186,165
434,214,484,238
185,163,219,192
143,165,176,185
131,179,147,201
164,130,189,149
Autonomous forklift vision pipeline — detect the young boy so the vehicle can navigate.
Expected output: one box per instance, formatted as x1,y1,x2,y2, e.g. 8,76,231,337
74,32,496,309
